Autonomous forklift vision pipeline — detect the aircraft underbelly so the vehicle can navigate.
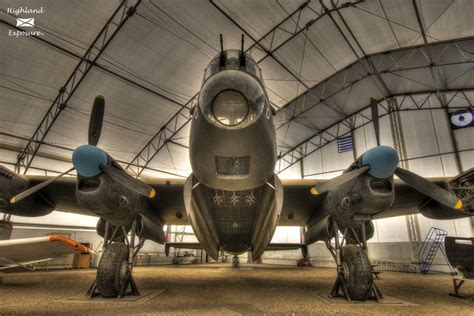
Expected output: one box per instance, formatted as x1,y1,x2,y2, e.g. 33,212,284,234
183,174,283,260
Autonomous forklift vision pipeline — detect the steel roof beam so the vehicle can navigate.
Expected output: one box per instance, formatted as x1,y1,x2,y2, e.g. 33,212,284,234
0,132,183,178
275,36,474,133
412,0,448,92
274,34,474,173
209,0,316,92
275,88,474,174
275,43,474,169
0,19,185,107
14,0,143,174
411,0,462,171
210,0,361,119
321,0,391,97
126,0,353,177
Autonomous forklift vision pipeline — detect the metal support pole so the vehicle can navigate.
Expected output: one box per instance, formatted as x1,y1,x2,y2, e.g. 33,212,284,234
103,220,110,249
15,0,143,173
440,93,463,172
299,145,305,179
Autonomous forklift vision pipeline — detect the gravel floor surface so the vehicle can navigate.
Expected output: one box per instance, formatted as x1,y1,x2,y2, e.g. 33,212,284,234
0,264,473,315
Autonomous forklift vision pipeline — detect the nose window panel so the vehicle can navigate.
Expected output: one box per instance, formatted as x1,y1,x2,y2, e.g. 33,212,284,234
212,90,249,126
215,156,250,177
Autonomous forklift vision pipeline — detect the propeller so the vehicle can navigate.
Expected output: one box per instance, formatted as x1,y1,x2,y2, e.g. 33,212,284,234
394,167,462,209
310,97,463,211
10,96,156,204
370,97,380,146
88,95,105,146
311,166,369,196
310,146,462,210
10,167,75,204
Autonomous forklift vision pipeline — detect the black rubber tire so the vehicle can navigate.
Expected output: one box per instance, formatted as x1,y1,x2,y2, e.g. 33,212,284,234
97,242,129,297
341,244,373,301
232,256,239,269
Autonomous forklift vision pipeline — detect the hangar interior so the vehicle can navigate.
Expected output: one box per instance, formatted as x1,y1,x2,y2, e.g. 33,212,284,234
0,0,473,281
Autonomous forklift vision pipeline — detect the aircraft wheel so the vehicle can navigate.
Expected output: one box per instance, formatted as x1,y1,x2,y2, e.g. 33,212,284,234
232,255,239,269
341,244,373,300
97,242,129,297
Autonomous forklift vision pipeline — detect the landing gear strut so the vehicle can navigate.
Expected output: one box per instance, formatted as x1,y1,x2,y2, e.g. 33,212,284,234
0,213,12,240
325,220,382,302
87,218,144,298
232,255,240,269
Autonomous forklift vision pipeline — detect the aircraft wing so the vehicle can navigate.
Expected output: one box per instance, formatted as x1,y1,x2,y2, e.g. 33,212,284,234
372,177,472,220
371,179,439,219
27,175,190,225
279,173,472,226
29,176,93,216
0,236,94,270
278,179,326,226
23,169,472,229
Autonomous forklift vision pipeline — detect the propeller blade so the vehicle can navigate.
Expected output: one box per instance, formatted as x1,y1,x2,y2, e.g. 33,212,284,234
394,167,463,209
10,167,75,204
370,97,380,146
88,96,105,146
100,165,156,199
311,166,370,195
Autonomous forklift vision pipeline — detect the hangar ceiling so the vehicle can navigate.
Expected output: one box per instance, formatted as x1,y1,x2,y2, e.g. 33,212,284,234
0,0,473,179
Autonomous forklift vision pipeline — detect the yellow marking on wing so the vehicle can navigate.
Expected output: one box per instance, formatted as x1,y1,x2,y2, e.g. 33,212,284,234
10,197,16,204
149,188,156,199
454,200,463,210
310,187,318,196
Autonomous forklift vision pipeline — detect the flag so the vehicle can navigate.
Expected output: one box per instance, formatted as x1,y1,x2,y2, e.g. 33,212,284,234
337,135,353,153
449,109,474,129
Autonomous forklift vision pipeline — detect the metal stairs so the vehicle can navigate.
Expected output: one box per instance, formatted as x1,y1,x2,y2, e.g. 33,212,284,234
418,227,453,274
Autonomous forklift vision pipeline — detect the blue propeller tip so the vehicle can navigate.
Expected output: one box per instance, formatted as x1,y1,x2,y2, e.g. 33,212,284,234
362,146,399,179
72,145,108,177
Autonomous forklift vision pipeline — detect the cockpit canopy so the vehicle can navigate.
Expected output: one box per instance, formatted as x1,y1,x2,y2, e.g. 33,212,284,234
198,49,268,130
203,49,263,83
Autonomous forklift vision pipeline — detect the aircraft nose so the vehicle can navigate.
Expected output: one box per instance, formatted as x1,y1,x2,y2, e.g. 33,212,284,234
72,145,108,177
212,90,249,126
361,146,399,179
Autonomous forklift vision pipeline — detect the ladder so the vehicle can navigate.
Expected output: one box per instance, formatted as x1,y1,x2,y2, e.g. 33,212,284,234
418,227,451,274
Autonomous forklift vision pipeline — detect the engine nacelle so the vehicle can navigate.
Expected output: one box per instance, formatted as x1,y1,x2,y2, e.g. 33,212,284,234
304,173,392,244
328,174,394,228
96,214,165,244
305,216,333,245
136,214,165,244
96,217,130,241
0,166,53,217
76,172,141,225
305,215,374,245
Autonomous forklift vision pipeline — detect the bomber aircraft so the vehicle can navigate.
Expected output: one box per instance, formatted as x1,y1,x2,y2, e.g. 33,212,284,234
1,38,473,301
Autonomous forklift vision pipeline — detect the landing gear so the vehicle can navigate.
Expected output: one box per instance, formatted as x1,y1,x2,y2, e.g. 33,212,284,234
340,244,373,300
297,245,312,267
325,220,382,302
87,218,144,298
232,255,240,269
0,213,12,240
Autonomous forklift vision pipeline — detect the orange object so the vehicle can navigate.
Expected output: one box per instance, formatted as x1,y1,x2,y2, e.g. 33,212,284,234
48,236,93,254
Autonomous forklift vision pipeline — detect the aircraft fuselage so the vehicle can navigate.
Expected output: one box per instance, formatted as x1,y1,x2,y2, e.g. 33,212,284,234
187,49,281,259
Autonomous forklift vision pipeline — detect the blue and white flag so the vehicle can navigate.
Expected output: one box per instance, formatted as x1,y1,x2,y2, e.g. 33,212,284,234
337,135,353,153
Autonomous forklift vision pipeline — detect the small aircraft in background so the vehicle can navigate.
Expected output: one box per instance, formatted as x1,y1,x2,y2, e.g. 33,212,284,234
0,235,95,271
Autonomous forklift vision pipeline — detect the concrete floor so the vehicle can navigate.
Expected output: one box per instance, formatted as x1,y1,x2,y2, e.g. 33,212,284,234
0,264,473,315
